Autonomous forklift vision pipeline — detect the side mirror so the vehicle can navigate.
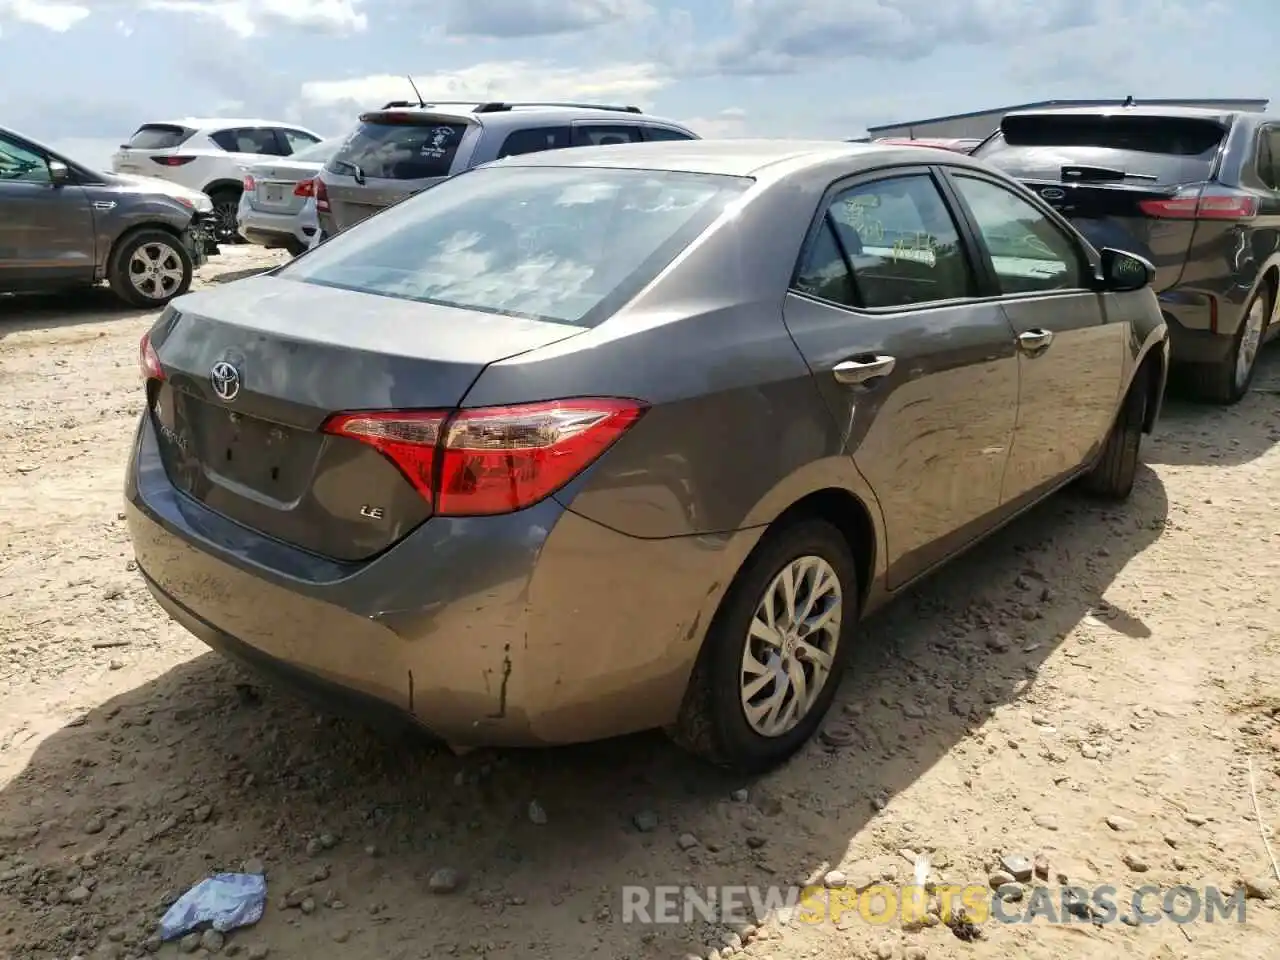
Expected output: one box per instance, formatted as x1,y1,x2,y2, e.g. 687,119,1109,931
1097,247,1155,292
48,159,71,186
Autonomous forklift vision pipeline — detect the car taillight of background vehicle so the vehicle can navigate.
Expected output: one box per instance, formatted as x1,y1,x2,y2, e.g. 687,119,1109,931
242,174,256,191
1138,193,1259,220
314,178,330,212
150,156,197,167
322,398,647,516
138,333,164,381
294,179,315,198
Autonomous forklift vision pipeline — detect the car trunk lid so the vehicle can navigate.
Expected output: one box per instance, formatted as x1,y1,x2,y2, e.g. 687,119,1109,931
973,111,1234,292
146,276,585,561
247,159,324,215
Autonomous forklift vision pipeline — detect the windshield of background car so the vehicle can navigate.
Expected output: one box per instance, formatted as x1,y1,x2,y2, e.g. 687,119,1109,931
291,137,342,163
325,117,468,180
974,114,1228,185
279,166,753,326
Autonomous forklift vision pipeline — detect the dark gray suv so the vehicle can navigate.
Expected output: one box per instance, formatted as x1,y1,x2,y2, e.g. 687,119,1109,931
0,125,216,308
315,100,699,237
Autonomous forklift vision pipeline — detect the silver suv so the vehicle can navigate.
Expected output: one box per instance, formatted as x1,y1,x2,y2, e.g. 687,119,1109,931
315,100,699,237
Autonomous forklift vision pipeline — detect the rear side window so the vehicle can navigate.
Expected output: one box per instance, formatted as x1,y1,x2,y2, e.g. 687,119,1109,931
794,175,975,309
126,124,194,149
210,128,285,155
645,126,697,141
279,166,752,327
573,125,643,146
1258,127,1280,190
497,126,572,159
975,114,1228,186
327,118,468,180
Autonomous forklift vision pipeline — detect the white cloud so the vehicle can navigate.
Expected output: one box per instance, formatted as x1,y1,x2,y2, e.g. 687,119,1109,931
301,61,673,113
681,107,749,138
0,0,89,31
139,0,366,37
442,0,651,38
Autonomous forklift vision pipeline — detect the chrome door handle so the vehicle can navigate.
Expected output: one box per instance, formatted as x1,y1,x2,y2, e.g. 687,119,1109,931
1017,329,1054,352
832,354,896,385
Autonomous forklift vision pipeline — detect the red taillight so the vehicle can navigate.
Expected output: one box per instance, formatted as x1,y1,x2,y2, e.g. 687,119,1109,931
314,177,330,212
242,173,256,191
151,155,196,167
322,398,647,516
293,178,315,198
139,333,164,381
1139,193,1258,220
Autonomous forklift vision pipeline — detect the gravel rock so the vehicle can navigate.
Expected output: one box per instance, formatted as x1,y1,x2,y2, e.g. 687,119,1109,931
429,867,462,894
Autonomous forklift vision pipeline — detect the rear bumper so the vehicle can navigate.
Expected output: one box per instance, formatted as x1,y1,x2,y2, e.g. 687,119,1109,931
125,413,745,746
1159,291,1235,365
236,197,314,249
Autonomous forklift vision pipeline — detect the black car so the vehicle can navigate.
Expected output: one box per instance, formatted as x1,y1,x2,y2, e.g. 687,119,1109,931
973,105,1280,403
0,125,217,308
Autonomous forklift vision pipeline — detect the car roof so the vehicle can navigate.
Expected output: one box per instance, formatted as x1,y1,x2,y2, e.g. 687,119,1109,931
488,138,990,180
141,118,316,131
361,103,692,129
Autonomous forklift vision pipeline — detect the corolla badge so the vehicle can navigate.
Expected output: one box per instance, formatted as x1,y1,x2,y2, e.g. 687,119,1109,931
1040,187,1066,201
210,360,241,402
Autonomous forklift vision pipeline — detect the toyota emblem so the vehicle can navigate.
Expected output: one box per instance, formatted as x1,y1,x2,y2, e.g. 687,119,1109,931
1040,187,1066,202
210,360,241,402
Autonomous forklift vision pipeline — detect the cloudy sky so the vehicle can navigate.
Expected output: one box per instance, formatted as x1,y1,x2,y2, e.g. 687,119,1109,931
0,0,1275,169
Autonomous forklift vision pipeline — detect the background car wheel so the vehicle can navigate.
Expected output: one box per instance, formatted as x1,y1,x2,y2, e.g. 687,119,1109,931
1189,287,1270,405
670,519,859,773
208,189,243,245
1080,362,1148,501
107,230,193,308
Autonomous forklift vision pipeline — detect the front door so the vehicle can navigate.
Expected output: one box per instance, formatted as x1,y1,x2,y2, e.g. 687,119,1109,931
943,171,1126,502
0,133,95,290
783,168,1020,589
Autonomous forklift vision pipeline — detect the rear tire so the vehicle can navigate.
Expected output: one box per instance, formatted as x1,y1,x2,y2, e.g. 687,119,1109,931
1188,287,1270,405
208,188,243,245
107,229,193,308
669,519,858,773
1080,363,1148,501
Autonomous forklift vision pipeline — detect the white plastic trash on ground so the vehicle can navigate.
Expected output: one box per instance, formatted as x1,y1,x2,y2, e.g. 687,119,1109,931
159,873,267,940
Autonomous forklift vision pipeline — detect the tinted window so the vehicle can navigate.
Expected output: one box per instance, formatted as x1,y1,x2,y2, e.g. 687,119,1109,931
974,114,1227,186
126,124,194,149
328,118,467,180
1258,127,1280,190
290,137,342,163
645,126,697,141
573,125,642,146
211,128,284,155
280,166,751,327
282,129,321,153
951,175,1084,294
497,126,572,159
795,175,974,309
0,134,50,184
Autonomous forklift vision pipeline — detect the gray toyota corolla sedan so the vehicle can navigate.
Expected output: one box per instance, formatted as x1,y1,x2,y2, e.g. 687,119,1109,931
126,139,1169,772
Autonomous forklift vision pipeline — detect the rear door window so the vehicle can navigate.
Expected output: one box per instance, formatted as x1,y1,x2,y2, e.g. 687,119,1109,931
497,126,572,159
210,127,286,156
1258,126,1280,190
126,124,195,150
793,174,976,309
572,125,643,147
327,117,468,180
281,129,322,154
974,114,1229,185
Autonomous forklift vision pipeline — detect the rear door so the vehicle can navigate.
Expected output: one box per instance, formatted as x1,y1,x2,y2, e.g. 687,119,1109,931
942,169,1126,501
0,132,94,289
321,112,474,232
782,167,1020,589
973,112,1232,292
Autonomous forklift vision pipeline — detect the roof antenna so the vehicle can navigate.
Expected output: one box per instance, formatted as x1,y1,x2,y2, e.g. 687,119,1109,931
406,75,426,108
1122,95,1135,107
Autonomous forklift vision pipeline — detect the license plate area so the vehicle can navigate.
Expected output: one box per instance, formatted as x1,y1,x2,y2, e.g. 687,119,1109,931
181,395,321,501
264,184,286,203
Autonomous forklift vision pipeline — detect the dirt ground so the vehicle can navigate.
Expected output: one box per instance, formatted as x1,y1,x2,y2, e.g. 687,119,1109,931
2,248,1280,960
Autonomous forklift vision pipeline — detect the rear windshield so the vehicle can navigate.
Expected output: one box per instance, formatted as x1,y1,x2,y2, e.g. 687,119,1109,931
279,166,752,327
126,124,194,149
326,117,468,180
974,114,1228,185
